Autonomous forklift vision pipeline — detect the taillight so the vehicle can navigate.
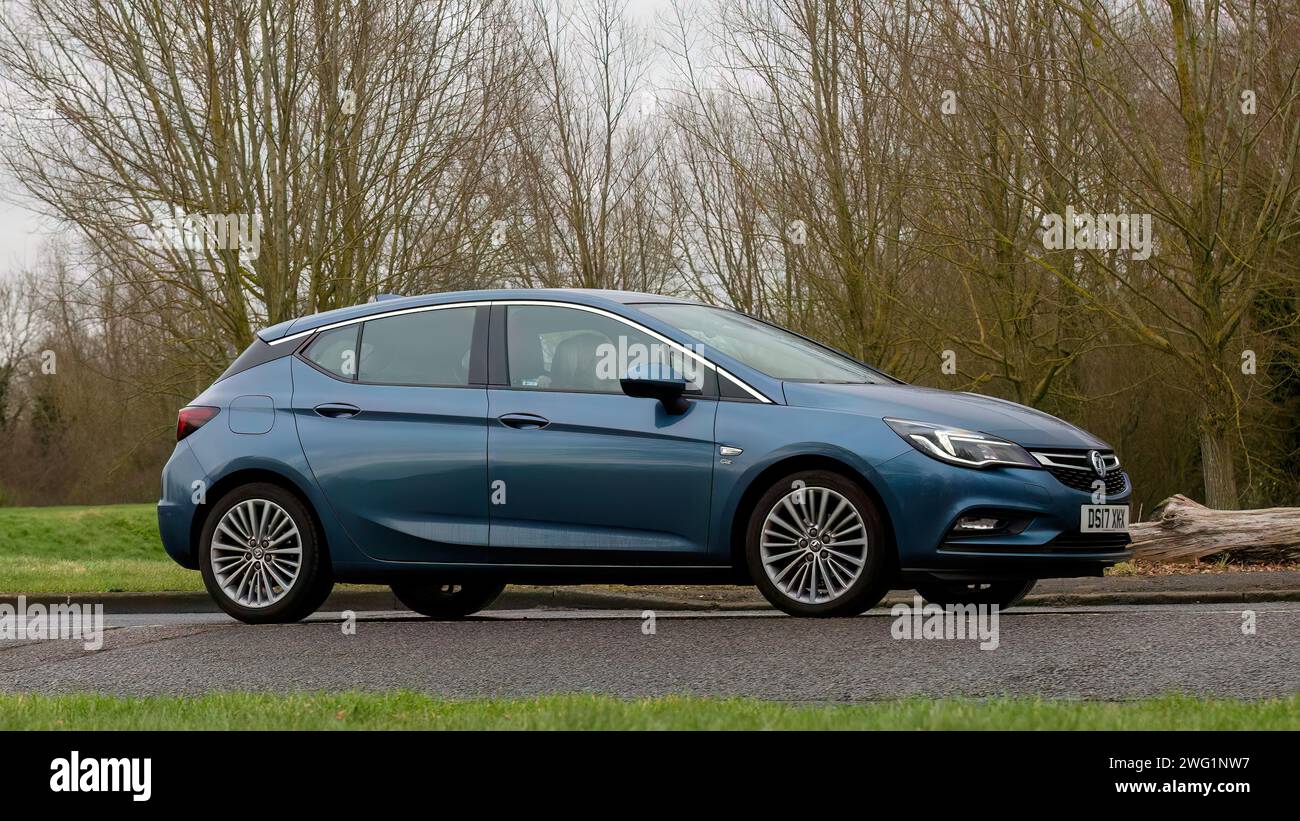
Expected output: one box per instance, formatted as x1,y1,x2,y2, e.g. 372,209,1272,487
177,406,220,441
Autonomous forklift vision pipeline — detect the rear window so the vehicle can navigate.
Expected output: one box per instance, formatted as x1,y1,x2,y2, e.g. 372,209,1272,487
302,325,359,379
357,307,476,386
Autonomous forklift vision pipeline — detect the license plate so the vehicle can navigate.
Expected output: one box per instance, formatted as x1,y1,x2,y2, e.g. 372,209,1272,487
1080,505,1129,532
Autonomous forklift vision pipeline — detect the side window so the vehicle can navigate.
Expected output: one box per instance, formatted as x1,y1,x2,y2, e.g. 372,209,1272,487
505,305,705,394
357,307,476,386
302,325,358,379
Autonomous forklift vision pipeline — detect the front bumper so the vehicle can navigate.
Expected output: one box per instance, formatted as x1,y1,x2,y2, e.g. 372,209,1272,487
874,448,1134,581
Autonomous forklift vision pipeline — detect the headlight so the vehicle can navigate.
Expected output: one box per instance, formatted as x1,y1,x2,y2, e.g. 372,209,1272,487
884,418,1038,469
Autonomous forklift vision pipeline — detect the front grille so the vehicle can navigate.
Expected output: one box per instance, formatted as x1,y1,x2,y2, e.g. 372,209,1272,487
1043,465,1128,495
1030,450,1128,496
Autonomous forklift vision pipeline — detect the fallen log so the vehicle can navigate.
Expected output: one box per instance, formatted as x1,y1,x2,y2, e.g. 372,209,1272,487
1127,494,1300,564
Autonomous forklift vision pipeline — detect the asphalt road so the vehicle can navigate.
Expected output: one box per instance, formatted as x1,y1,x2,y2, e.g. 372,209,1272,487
2,604,1296,700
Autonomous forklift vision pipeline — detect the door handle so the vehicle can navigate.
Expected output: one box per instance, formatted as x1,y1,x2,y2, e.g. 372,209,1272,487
314,402,361,419
498,412,549,430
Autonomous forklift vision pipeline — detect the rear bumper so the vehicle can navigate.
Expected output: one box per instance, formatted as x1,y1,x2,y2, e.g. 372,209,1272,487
157,442,205,569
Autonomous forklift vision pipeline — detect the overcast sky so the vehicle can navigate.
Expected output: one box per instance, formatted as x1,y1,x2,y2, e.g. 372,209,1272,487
0,174,50,280
0,0,675,281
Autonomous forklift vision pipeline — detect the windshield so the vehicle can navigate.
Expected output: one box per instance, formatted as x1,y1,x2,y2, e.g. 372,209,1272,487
638,304,886,384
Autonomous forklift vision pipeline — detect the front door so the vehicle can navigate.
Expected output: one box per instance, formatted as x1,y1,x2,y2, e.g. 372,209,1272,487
486,303,717,563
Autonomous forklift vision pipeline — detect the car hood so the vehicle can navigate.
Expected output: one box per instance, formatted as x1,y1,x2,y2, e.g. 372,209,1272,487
781,382,1110,450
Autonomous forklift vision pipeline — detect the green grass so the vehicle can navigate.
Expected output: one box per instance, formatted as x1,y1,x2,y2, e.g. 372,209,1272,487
0,692,1295,730
0,504,200,594
0,504,385,596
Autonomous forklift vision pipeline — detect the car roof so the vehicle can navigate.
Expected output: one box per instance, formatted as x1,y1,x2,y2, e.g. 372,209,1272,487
256,288,699,343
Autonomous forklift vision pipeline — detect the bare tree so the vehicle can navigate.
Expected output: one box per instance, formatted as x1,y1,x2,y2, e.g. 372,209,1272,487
504,0,669,290
1034,0,1300,508
0,272,40,431
0,0,523,373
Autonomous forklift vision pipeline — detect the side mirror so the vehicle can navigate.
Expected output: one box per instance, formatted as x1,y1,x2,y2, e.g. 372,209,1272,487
620,364,690,414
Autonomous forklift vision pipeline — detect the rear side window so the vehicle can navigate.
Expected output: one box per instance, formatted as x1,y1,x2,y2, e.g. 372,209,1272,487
357,307,476,386
302,325,358,379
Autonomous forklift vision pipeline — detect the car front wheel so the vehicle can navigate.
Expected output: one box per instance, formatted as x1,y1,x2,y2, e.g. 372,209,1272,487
746,470,891,617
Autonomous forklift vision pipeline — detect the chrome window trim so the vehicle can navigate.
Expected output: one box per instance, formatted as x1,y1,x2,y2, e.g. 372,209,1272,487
269,298,774,403
269,300,494,346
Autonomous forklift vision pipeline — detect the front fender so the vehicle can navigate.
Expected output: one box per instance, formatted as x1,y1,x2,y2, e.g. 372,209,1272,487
708,402,911,561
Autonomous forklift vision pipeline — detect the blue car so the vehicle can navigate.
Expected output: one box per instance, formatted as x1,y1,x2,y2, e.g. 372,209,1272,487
159,289,1133,623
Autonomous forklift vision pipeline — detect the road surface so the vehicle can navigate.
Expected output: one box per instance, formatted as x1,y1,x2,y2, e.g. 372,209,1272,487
1,603,1295,700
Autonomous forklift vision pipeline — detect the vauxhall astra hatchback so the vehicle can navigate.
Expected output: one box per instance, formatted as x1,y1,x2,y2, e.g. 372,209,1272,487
159,289,1133,623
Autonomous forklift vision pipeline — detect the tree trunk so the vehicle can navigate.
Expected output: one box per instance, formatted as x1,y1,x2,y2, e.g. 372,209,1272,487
1199,426,1240,510
1129,494,1300,563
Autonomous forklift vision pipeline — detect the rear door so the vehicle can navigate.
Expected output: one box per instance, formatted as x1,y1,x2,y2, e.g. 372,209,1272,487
292,305,490,563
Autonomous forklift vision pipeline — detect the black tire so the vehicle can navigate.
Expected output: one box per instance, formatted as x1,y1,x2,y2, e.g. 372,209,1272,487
915,579,1036,609
745,470,891,617
391,579,507,619
199,482,333,624
302,558,338,614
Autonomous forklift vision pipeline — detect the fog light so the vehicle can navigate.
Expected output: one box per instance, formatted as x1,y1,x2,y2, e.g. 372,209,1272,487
953,516,1004,532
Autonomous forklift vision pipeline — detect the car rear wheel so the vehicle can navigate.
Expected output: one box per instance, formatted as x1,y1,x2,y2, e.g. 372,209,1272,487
391,580,507,619
915,579,1036,609
746,470,891,617
199,483,333,624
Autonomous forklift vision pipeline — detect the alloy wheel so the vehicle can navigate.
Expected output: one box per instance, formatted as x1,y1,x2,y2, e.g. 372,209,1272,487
759,485,869,604
210,498,303,608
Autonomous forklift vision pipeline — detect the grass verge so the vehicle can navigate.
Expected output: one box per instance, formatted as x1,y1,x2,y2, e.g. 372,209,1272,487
0,692,1295,730
0,504,199,593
